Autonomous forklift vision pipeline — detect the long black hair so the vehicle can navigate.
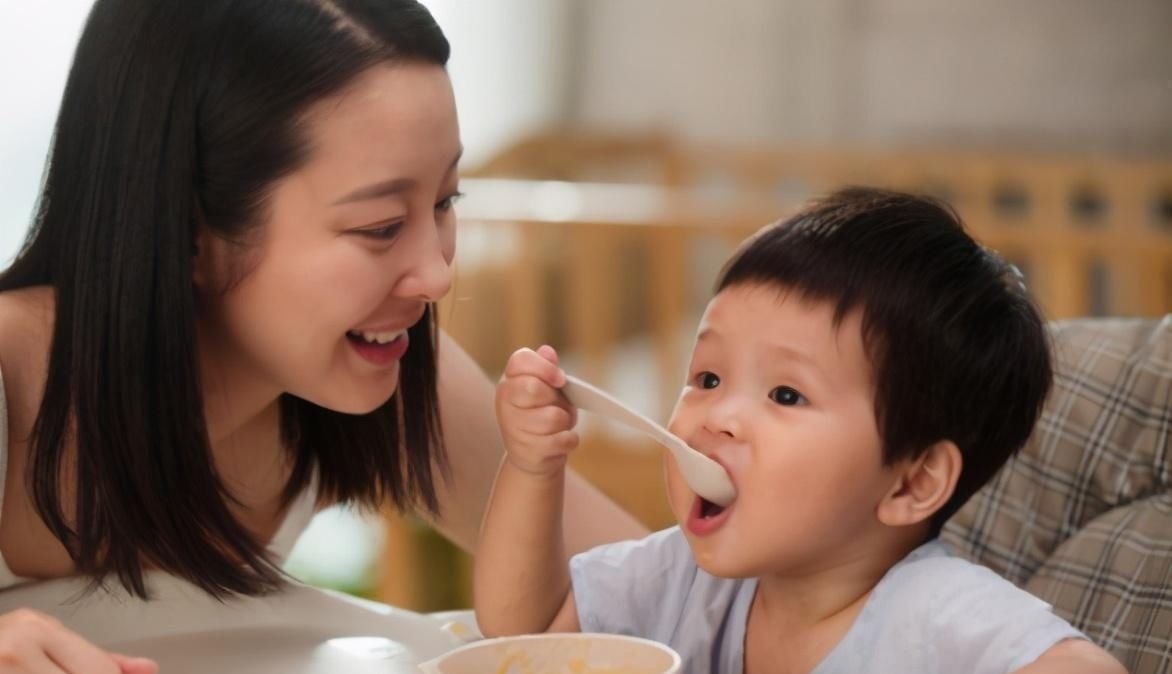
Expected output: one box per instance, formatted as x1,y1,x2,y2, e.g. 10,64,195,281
0,0,450,598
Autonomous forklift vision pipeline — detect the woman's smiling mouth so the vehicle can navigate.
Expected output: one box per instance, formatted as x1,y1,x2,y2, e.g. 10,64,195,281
346,328,409,365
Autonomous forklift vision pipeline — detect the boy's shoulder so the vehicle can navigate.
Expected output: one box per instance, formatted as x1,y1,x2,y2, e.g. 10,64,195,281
874,539,1042,617
863,541,1080,644
816,540,1084,673
880,539,1027,601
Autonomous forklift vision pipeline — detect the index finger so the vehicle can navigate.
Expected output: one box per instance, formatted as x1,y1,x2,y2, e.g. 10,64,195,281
504,347,567,387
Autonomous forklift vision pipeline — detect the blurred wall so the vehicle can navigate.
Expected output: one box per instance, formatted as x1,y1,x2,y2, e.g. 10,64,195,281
571,0,1172,156
0,1,94,265
425,0,576,167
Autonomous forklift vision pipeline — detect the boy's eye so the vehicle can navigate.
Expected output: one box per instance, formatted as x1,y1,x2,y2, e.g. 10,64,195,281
696,372,720,389
769,386,806,406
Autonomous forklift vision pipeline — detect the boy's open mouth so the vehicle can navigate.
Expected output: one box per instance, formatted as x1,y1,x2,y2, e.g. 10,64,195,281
687,494,732,536
699,497,726,519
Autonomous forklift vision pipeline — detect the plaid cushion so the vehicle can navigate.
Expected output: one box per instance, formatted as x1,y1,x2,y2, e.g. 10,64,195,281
943,317,1172,674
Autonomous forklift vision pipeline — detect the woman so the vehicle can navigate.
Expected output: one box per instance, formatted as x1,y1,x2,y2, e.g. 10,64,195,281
0,1,645,671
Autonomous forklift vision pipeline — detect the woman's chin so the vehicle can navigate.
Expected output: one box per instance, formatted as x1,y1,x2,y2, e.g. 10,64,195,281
295,381,399,415
342,397,395,415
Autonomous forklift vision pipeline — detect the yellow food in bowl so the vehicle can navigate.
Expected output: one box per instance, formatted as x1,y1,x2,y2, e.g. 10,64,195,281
421,632,680,674
491,647,656,674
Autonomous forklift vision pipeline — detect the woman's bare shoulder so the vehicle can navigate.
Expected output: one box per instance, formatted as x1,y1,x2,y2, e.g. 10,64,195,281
0,285,76,579
0,286,55,434
0,285,55,330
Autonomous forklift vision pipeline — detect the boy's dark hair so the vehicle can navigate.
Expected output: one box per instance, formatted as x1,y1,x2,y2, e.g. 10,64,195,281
717,187,1052,537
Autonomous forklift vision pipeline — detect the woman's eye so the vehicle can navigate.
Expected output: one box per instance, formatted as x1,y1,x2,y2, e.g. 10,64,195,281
436,190,465,212
357,221,404,240
695,372,720,389
769,386,807,406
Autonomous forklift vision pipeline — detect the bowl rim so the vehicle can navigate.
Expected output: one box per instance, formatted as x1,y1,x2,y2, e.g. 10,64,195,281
431,631,682,668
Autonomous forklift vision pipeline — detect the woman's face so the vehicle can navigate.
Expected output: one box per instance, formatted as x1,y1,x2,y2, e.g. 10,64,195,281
196,62,461,414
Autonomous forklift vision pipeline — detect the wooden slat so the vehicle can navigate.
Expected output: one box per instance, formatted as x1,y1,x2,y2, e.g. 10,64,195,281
505,221,545,351
565,224,620,384
647,227,688,421
376,511,426,609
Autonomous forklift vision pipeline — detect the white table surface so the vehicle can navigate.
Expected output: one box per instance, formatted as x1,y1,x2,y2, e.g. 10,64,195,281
0,572,467,673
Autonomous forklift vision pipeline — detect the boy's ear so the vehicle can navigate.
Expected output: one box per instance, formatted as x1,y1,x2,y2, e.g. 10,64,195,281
876,440,962,528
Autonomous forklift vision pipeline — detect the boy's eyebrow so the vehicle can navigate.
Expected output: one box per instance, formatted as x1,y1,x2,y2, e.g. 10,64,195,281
765,342,825,376
697,329,824,376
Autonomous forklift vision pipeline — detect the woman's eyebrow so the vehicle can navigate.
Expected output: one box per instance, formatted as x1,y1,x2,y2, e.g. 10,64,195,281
333,147,463,206
332,177,416,205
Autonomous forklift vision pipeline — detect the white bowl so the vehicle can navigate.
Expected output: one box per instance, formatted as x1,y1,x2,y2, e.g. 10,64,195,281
419,632,682,674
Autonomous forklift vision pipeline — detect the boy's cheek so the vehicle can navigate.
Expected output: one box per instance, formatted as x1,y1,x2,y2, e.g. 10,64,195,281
665,389,700,435
716,446,752,482
665,410,709,458
661,456,690,519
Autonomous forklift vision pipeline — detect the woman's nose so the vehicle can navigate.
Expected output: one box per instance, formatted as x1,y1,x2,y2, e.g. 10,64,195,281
398,221,454,302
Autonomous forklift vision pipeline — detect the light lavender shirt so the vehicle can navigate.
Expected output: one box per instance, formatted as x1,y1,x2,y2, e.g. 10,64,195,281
570,527,1083,674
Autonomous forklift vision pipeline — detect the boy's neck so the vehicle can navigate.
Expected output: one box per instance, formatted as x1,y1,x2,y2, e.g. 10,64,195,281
745,528,929,674
752,525,927,632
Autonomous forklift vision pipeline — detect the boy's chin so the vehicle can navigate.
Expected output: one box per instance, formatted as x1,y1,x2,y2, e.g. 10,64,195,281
688,544,758,579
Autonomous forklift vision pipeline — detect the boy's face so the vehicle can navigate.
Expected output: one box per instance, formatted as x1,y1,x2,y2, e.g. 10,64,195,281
665,283,903,578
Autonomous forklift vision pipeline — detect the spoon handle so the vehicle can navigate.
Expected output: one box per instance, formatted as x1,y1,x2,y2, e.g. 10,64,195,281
561,375,684,451
561,374,737,506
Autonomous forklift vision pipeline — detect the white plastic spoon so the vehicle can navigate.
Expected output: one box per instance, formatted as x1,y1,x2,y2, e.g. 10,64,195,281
561,375,737,506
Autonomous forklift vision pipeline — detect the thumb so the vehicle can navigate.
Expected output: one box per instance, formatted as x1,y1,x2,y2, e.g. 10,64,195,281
111,653,159,674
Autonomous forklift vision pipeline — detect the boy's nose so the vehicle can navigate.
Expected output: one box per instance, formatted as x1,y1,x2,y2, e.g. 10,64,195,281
704,395,746,440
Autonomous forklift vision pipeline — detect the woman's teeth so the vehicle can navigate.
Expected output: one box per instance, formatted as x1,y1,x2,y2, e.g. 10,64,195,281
347,329,405,344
